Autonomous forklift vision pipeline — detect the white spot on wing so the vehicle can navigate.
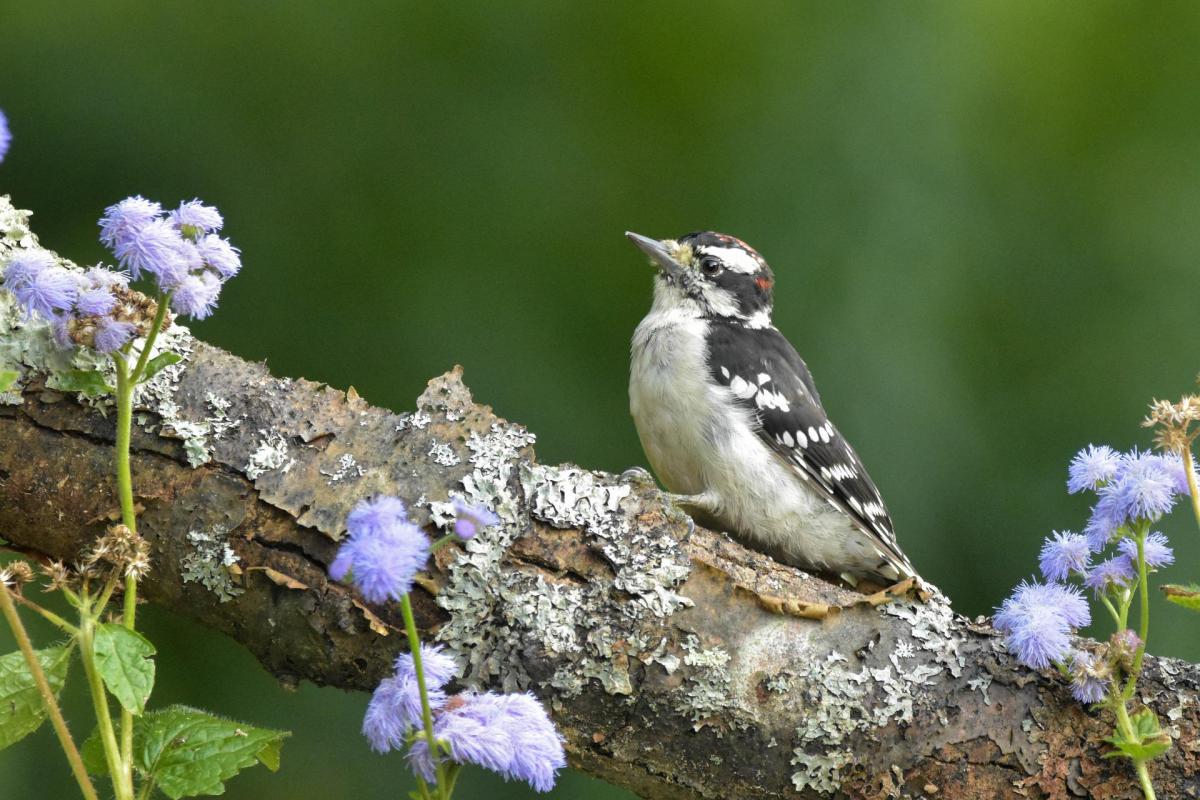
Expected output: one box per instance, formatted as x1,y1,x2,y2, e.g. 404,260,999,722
729,375,757,400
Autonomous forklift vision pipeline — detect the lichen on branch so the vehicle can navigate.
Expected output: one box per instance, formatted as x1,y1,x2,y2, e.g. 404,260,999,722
1,194,1198,799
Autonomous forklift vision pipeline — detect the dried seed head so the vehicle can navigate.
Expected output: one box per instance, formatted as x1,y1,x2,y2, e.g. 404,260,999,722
1108,628,1142,671
1143,396,1200,454
79,524,151,585
41,560,74,592
0,561,34,589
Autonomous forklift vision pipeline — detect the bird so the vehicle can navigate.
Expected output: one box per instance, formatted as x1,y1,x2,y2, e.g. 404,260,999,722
626,230,917,588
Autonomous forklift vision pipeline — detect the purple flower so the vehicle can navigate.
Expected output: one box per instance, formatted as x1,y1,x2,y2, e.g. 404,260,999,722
363,644,459,753
994,580,1088,670
1069,652,1110,704
1068,445,1121,493
346,496,408,541
12,264,77,318
1118,532,1174,570
197,234,241,278
1084,557,1136,595
1007,612,1072,670
1152,452,1194,497
169,200,224,237
50,315,73,348
396,643,459,691
1085,449,1179,549
93,317,135,353
113,217,189,282
1038,531,1090,582
75,285,116,317
330,495,429,603
364,675,438,753
3,250,57,291
0,109,10,164
469,693,566,792
994,580,1091,632
83,265,129,289
408,692,565,792
452,499,499,540
407,711,514,783
169,271,222,320
99,196,163,250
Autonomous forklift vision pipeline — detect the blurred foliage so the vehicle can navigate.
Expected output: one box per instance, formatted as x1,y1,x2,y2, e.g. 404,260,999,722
3,1,1200,797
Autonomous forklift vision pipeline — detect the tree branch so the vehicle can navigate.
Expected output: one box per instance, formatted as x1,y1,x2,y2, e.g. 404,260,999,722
1,195,1198,799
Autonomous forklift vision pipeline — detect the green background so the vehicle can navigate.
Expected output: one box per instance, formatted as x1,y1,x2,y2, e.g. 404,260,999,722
3,2,1200,798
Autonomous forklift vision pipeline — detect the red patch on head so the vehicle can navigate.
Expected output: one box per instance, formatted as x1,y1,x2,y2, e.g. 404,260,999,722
755,276,773,290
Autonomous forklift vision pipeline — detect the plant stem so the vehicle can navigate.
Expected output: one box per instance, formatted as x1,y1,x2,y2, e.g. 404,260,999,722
1134,759,1158,800
112,355,140,769
129,294,169,383
399,593,447,798
9,592,78,635
1128,527,1151,691
1183,448,1200,536
0,588,99,800
429,534,458,552
80,618,133,800
1099,594,1121,628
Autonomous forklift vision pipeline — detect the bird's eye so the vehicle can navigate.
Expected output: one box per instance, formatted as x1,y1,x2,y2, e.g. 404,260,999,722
699,257,723,276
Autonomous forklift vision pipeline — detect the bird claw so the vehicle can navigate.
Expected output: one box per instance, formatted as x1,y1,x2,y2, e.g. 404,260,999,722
756,576,928,621
619,466,655,486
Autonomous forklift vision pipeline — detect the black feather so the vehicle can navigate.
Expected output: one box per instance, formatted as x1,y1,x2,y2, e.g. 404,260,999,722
705,320,914,576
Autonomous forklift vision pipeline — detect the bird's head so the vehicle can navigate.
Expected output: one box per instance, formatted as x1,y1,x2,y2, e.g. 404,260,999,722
626,230,774,327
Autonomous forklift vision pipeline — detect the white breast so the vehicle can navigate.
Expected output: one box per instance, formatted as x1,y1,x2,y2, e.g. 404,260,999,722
629,307,715,494
629,305,885,576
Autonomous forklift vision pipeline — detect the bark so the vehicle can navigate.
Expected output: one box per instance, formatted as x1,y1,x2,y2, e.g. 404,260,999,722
1,195,1198,799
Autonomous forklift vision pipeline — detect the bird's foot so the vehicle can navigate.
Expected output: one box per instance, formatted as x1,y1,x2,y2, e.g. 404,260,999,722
756,577,927,621
619,466,655,486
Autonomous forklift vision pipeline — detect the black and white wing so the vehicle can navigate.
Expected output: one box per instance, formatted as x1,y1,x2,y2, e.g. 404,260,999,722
706,321,915,579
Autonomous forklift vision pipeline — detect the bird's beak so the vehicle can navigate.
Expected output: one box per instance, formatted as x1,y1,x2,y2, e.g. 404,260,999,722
625,232,684,279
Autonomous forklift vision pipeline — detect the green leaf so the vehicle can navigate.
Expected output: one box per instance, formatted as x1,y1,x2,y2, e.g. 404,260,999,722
0,646,71,750
1131,708,1162,739
135,705,288,798
49,369,113,397
0,369,18,393
1162,583,1200,611
1103,710,1172,761
139,351,183,384
93,623,156,714
1104,736,1172,761
80,728,110,776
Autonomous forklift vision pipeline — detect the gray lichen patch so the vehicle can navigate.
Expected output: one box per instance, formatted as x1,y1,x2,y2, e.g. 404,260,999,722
0,198,115,399
0,197,210,450
675,634,740,726
180,525,243,602
781,595,972,794
320,452,363,485
434,419,697,703
246,430,294,479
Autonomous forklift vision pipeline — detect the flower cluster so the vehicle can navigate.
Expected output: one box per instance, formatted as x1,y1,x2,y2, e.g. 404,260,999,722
0,109,10,164
995,445,1179,703
3,253,153,353
366,645,565,792
332,495,562,794
328,496,430,603
98,196,240,320
1,197,240,354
